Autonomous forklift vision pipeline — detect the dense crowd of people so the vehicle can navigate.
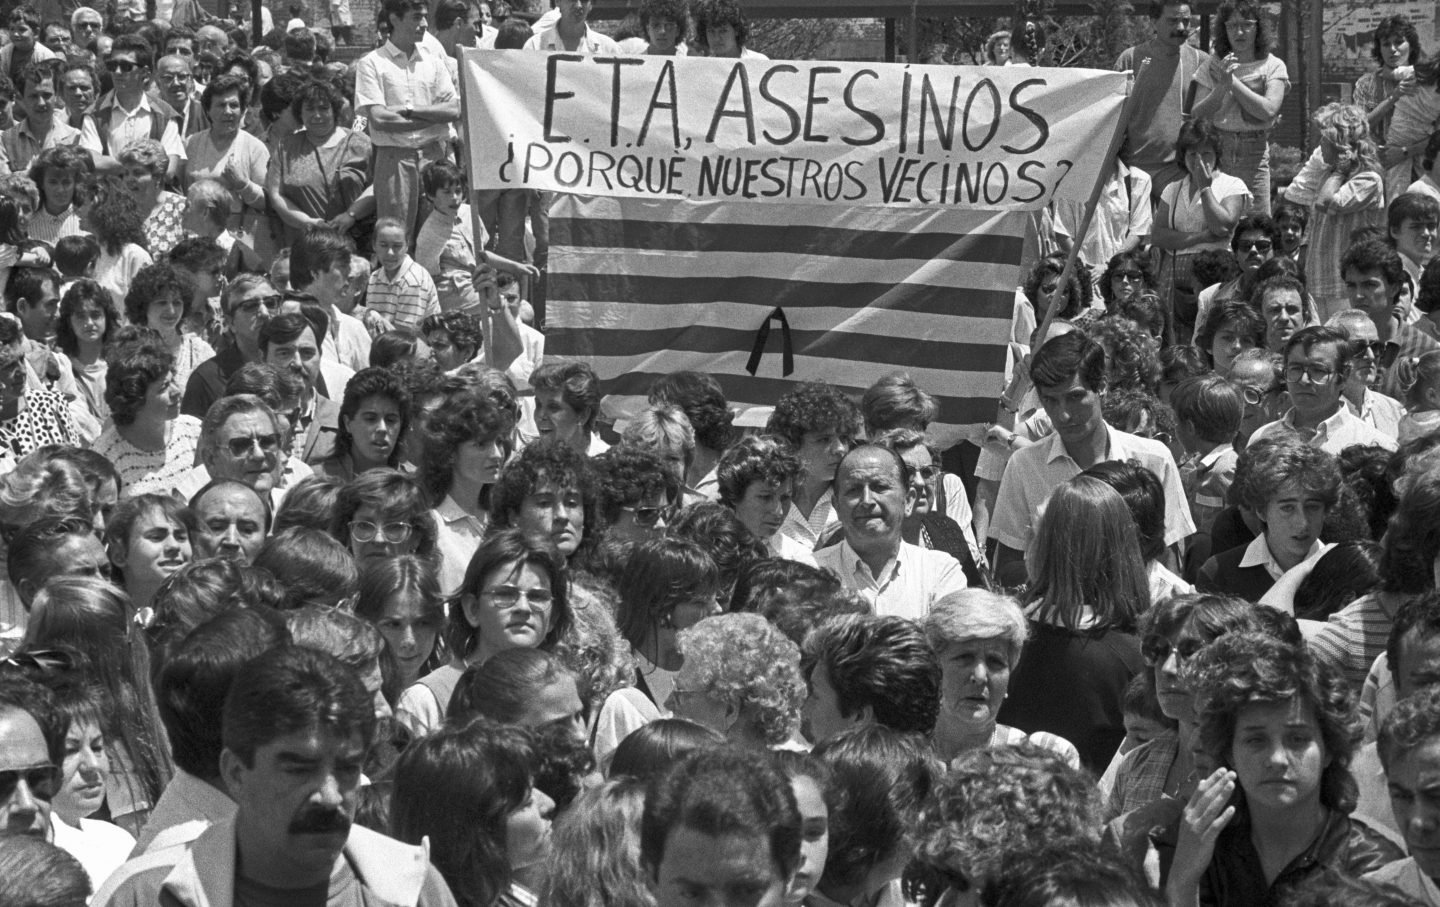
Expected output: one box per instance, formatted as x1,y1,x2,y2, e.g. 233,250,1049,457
2,0,1440,905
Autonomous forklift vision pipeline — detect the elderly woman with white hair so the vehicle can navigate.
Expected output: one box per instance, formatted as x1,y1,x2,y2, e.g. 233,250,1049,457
665,611,807,750
923,589,1080,768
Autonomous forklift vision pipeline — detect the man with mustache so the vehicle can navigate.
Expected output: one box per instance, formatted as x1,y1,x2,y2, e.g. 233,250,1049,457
1115,0,1214,196
96,646,458,907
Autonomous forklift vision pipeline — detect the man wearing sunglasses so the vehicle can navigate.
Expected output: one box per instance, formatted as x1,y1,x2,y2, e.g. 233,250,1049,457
0,671,63,839
92,34,183,181
1329,309,1406,442
183,395,289,510
593,445,678,545
182,275,281,419
1193,214,1279,337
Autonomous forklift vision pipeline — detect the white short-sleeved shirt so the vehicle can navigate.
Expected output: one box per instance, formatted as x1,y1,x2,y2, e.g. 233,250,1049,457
988,425,1196,553
814,539,967,622
523,25,622,53
354,41,456,148
1247,406,1398,455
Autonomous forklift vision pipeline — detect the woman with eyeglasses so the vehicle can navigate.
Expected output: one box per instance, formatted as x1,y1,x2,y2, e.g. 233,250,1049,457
54,280,118,426
715,434,813,566
329,468,438,567
419,385,514,597
315,366,410,484
396,528,571,739
93,329,199,500
1105,594,1259,822
124,263,214,397
869,429,986,586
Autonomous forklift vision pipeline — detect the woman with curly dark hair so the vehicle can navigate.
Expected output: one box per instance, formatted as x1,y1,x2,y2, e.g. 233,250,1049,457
314,366,410,483
1098,249,1157,315
716,434,810,564
266,76,374,245
764,382,860,551
1352,15,1422,145
93,328,197,499
1166,632,1402,905
1192,0,1288,215
85,174,152,310
124,262,214,393
1019,252,1091,332
392,717,555,907
592,445,679,546
692,0,764,59
491,438,601,565
1195,299,1265,374
637,0,687,55
420,384,513,595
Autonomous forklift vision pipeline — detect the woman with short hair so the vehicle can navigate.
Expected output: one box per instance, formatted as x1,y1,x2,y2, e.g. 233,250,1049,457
315,366,410,483
92,330,199,499
123,263,215,393
329,468,438,566
266,76,374,244
119,139,187,258
531,361,606,456
183,73,270,244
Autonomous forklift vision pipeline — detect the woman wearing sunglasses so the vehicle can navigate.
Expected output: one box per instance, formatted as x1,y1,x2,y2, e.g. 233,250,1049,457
593,445,679,546
93,329,198,500
329,468,438,567
396,528,570,740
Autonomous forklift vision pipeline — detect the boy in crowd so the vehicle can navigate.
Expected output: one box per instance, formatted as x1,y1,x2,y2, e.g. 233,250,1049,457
1171,373,1244,537
53,234,98,294
366,217,440,333
412,161,536,314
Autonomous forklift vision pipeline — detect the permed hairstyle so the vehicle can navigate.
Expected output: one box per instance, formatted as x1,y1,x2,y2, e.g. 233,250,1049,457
800,614,940,736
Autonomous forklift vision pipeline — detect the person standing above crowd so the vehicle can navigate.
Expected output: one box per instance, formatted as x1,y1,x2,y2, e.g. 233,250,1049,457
1353,15,1422,146
1115,0,1212,194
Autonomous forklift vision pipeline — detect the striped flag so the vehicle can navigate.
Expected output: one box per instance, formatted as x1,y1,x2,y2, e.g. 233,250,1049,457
547,196,1025,447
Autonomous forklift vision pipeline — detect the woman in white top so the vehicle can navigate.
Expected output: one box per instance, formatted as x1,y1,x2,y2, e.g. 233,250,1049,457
182,73,271,244
1153,120,1251,343
91,331,200,500
717,434,815,565
1192,0,1290,216
85,174,152,310
123,263,214,395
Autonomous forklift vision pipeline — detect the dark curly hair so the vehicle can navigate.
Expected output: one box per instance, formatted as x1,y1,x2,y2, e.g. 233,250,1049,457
1213,1,1275,57
692,0,748,52
86,174,147,256
639,0,689,42
1023,253,1089,320
334,366,410,467
124,262,195,333
910,742,1101,904
103,327,175,427
1192,631,1360,813
417,384,514,508
1086,315,1161,394
490,439,601,560
288,74,346,123
420,311,482,360
1232,435,1341,515
1099,249,1157,307
54,278,119,359
764,382,861,452
716,434,803,507
648,371,737,453
591,445,678,526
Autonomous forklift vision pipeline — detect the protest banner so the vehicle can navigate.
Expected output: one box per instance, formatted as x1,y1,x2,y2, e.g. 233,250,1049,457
460,50,1128,445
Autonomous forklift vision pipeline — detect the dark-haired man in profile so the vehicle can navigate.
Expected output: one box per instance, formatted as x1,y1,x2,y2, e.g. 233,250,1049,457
988,331,1193,585
97,646,457,907
642,749,801,907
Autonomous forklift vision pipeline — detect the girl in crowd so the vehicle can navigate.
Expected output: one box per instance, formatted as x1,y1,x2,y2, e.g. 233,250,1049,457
26,144,91,246
665,612,805,749
923,589,1081,766
93,330,198,499
1166,633,1401,904
124,263,214,394
182,74,270,244
329,469,438,567
86,174,152,309
594,536,721,767
1194,299,1265,374
355,554,445,694
55,279,118,424
1353,15,1422,145
715,434,812,565
0,315,78,457
1280,103,1385,319
771,751,833,907
539,778,653,907
1154,120,1250,343
997,476,1149,772
420,385,513,596
1192,0,1290,215
120,140,187,259
531,361,607,457
21,576,173,837
448,649,587,744
396,528,571,738
316,366,409,483
391,718,556,907
1017,252,1090,336
103,493,194,621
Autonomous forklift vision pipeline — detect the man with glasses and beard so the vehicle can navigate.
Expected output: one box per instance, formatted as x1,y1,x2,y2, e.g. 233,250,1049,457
95,646,458,907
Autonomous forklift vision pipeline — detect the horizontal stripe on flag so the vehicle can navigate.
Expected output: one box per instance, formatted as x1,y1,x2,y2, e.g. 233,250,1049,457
550,216,1022,264
544,301,1011,343
548,325,1004,372
547,272,1016,318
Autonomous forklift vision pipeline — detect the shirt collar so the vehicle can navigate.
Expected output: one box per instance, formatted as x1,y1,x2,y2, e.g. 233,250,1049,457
1282,405,1349,439
1198,443,1232,469
838,537,905,585
382,40,421,61
1045,423,1119,464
